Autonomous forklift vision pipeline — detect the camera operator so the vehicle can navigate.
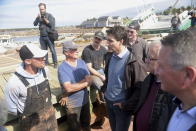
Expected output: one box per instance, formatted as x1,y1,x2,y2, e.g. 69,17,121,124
34,3,58,68
188,10,196,27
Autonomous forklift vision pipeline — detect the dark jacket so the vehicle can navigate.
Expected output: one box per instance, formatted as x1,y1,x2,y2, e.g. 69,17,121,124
33,12,55,36
102,50,147,102
189,124,196,131
127,37,148,63
128,73,176,131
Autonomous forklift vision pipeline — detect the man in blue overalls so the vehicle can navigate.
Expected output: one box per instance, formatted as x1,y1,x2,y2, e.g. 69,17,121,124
4,44,58,131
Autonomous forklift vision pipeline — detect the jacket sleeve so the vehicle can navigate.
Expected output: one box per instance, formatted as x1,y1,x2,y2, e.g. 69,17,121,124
121,86,141,114
33,17,40,26
142,38,148,61
123,58,147,113
4,76,21,115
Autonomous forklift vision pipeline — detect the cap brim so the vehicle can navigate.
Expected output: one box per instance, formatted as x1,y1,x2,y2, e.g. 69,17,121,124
95,36,104,40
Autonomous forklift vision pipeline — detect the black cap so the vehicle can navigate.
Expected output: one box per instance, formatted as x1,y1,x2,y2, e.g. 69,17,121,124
127,24,140,31
94,31,105,40
19,45,33,61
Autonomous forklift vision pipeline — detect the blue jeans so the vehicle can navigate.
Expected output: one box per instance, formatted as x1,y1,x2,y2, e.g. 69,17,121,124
40,36,57,64
106,99,131,131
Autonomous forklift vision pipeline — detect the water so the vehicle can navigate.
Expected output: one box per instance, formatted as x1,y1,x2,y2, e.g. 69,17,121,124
12,36,39,43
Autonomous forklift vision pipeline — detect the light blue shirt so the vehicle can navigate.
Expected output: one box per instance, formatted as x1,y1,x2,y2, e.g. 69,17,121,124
167,106,196,131
105,48,130,102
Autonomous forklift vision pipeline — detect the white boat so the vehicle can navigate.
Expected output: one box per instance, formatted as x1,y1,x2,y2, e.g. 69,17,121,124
0,35,18,49
129,7,191,34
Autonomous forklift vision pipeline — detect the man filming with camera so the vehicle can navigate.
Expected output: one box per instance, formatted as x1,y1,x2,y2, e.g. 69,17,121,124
34,3,58,68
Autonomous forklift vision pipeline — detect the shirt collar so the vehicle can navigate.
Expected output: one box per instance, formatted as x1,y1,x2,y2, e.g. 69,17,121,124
113,47,129,59
173,97,196,119
173,97,196,112
173,97,183,110
186,106,196,119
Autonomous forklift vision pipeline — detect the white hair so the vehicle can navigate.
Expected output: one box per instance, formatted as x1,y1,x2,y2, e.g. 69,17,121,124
148,40,161,56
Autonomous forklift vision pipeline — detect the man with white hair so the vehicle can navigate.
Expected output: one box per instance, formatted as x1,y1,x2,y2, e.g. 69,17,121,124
156,28,196,131
125,41,175,131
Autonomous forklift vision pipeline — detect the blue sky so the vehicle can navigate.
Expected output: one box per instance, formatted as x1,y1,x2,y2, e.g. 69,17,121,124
0,0,192,29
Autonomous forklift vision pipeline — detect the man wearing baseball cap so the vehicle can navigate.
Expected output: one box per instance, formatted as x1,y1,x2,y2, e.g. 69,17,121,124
58,41,92,131
4,44,58,131
126,25,148,63
81,31,107,128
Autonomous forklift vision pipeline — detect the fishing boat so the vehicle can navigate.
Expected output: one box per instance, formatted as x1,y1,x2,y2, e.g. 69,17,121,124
129,8,191,34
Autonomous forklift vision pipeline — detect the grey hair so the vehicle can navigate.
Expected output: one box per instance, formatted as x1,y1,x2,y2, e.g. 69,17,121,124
161,28,196,70
148,40,162,56
0,97,8,125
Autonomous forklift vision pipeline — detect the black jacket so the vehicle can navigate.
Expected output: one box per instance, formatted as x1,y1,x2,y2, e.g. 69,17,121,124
102,51,147,102
130,73,176,131
189,124,196,131
33,12,55,36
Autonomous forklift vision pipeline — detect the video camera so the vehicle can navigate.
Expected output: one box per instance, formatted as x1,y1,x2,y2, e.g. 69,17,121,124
41,13,46,19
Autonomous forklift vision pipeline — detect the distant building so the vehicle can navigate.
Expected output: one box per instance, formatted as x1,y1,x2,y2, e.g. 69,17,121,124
109,16,123,27
80,16,124,28
97,16,112,27
80,18,97,28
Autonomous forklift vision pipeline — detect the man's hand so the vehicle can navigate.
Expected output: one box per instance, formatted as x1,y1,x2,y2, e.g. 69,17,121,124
99,75,106,81
43,17,49,24
85,75,93,86
59,97,67,106
113,103,122,109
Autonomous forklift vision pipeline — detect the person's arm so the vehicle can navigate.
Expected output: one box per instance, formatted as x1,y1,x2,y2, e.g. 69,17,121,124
86,63,105,81
62,75,91,93
44,13,55,29
33,14,40,26
4,76,21,115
